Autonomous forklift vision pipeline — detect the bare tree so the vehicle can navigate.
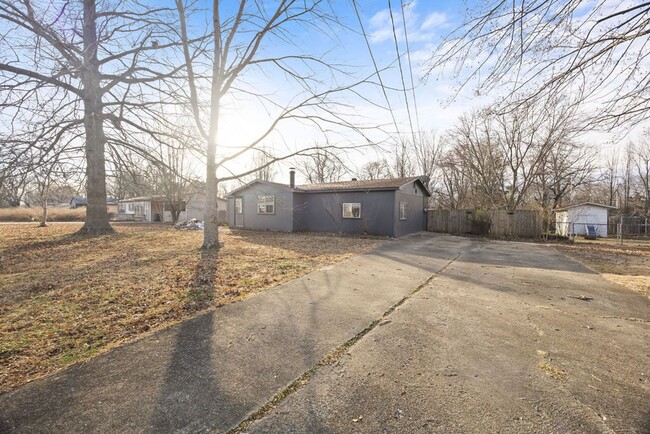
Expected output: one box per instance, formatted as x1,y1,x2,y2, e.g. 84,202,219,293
602,151,620,207
447,98,581,210
174,0,384,248
360,159,392,180
631,132,650,215
392,141,414,178
411,130,442,194
252,148,276,182
151,140,200,224
0,0,187,234
434,148,471,209
298,144,345,184
428,1,650,128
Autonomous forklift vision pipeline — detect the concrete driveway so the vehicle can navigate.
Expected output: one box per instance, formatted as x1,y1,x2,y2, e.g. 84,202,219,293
1,233,648,433
249,236,649,433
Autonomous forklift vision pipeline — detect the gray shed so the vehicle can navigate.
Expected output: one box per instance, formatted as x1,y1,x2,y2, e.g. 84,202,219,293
227,175,430,237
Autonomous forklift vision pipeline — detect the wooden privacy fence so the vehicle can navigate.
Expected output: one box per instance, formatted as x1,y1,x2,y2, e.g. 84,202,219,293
427,209,543,238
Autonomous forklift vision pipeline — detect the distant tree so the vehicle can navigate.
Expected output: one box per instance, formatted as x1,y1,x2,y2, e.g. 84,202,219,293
631,132,650,215
447,98,581,210
298,145,345,184
360,159,392,180
253,148,276,182
392,141,414,178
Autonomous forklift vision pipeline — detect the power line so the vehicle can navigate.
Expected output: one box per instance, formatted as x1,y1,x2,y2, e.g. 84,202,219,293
400,0,421,136
387,0,418,147
351,0,402,141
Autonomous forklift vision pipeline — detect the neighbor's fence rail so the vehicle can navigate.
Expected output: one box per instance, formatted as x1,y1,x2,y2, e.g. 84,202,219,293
427,209,543,238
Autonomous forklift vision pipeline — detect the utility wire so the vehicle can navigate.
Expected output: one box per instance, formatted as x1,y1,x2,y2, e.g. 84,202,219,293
387,0,418,147
400,0,421,136
351,0,402,141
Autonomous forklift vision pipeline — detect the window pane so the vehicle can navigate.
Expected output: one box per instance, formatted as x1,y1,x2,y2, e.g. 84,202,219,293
342,203,361,218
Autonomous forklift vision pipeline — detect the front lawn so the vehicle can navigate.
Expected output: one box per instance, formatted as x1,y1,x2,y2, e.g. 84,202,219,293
0,223,383,392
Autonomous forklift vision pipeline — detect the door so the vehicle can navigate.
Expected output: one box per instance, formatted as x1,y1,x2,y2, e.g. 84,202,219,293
235,197,244,227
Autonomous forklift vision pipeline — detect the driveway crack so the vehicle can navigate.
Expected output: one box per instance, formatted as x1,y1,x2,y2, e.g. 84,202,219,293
228,253,463,433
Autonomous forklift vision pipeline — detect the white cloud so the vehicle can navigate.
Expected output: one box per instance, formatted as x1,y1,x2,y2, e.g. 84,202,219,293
421,12,449,31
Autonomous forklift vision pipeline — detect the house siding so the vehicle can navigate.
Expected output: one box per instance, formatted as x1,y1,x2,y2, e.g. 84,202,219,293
393,182,428,237
298,191,396,236
227,183,293,231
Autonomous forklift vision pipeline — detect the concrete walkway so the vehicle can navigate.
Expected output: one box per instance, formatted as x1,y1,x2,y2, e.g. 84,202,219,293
0,232,458,433
249,238,650,433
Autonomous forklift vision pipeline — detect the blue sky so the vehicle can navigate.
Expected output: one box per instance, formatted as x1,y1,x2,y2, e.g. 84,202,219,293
211,0,489,178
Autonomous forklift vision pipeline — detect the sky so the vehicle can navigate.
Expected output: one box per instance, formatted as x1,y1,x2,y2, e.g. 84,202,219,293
213,0,489,182
188,0,647,184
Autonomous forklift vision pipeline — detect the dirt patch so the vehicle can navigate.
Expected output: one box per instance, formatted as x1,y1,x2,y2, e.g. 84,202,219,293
555,238,650,296
0,223,383,392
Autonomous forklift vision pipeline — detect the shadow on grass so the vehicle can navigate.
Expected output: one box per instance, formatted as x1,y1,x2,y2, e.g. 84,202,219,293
183,248,220,313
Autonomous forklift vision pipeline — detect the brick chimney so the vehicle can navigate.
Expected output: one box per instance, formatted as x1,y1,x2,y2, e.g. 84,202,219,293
289,168,296,188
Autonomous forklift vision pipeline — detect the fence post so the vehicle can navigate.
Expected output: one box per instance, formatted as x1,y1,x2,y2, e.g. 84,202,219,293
617,216,623,246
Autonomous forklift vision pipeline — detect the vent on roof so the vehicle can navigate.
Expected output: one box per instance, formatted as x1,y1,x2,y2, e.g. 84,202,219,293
351,178,358,181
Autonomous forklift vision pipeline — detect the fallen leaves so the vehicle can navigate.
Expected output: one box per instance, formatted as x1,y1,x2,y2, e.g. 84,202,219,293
0,223,382,392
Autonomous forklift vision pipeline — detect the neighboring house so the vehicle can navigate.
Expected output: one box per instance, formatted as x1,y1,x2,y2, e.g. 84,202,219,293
185,184,228,223
227,172,430,237
117,194,227,223
555,202,617,238
69,196,87,208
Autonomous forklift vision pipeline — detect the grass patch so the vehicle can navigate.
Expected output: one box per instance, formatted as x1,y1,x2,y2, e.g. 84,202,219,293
539,362,567,381
0,223,382,392
555,238,650,296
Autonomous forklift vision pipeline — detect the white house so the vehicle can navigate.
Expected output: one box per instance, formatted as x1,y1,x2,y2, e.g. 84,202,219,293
117,194,227,223
555,202,617,238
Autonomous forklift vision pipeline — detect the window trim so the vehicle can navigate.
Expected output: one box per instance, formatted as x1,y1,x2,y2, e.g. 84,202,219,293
257,195,275,215
399,202,407,220
235,197,243,215
342,202,361,219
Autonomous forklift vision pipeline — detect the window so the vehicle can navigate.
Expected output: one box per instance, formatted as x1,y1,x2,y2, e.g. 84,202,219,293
342,203,361,219
399,202,407,220
257,195,275,214
235,197,243,214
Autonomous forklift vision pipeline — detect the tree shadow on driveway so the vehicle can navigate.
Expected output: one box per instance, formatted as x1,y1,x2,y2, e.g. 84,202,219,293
149,248,224,432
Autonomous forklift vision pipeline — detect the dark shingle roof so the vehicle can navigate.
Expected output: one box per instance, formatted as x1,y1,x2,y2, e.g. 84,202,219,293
296,177,430,196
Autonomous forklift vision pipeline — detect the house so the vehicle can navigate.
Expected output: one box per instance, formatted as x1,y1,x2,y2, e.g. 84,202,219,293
185,184,228,223
227,171,430,237
117,194,227,223
555,202,617,238
69,196,87,208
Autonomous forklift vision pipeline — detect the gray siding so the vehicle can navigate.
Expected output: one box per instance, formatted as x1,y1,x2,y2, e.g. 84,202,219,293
393,185,428,237
298,191,395,236
227,182,294,231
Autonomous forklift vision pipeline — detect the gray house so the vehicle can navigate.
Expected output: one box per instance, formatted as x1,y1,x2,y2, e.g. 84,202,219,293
227,173,430,237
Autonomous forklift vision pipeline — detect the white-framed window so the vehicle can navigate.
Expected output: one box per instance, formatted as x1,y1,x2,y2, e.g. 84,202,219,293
128,203,133,212
342,203,361,219
257,195,275,214
399,202,407,220
235,197,243,214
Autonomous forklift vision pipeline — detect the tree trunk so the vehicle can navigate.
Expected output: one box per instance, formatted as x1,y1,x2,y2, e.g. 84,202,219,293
77,0,113,235
202,0,222,249
39,200,48,227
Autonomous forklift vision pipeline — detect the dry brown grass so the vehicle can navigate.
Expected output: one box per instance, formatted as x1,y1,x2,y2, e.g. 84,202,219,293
555,238,650,297
0,207,87,222
0,223,383,392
